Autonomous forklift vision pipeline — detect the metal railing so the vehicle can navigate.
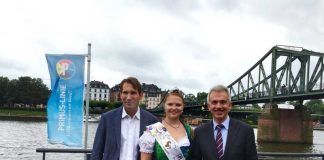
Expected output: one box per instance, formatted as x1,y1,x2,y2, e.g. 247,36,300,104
36,148,92,160
36,148,324,160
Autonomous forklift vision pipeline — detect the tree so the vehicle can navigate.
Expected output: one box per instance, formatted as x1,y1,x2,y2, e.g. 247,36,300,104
32,78,50,104
16,76,33,105
0,76,50,107
6,79,19,106
185,93,196,102
111,101,122,109
89,100,109,110
0,76,9,106
197,92,208,104
15,76,50,106
305,99,324,114
139,103,147,109
252,104,261,110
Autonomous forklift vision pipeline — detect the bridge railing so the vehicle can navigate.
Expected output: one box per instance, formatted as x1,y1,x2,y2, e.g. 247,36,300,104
36,148,324,160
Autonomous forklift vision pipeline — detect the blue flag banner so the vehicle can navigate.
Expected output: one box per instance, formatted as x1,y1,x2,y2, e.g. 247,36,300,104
46,54,85,147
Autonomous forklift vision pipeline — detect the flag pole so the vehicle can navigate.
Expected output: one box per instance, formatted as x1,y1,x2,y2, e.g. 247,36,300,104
84,43,91,153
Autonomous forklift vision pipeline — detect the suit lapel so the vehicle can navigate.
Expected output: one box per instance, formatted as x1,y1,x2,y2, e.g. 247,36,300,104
205,121,219,158
224,119,239,159
115,107,123,151
139,108,146,136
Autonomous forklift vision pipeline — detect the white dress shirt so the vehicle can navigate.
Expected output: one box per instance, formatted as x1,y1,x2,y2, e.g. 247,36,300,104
120,107,141,160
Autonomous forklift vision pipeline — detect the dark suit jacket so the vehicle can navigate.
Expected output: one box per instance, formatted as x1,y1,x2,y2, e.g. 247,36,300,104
189,118,258,160
90,106,158,160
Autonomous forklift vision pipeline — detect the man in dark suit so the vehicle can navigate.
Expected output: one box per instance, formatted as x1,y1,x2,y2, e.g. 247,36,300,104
189,85,258,160
91,77,158,160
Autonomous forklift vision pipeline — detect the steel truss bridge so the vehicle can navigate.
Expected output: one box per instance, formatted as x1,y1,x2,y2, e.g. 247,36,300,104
149,45,324,114
229,45,324,105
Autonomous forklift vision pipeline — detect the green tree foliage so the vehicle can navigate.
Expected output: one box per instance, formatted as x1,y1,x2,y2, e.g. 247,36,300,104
0,76,50,107
197,92,208,104
185,93,196,102
6,79,19,106
305,99,324,114
111,101,122,109
184,93,197,107
139,103,147,109
88,100,145,114
0,77,9,105
252,104,261,110
89,100,110,110
245,114,259,125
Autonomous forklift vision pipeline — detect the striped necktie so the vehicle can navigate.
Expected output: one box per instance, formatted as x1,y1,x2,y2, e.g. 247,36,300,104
216,124,224,160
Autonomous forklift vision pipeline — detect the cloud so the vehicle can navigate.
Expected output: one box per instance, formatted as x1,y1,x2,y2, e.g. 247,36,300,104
237,0,323,50
94,37,166,75
127,0,200,19
0,0,323,95
0,58,29,74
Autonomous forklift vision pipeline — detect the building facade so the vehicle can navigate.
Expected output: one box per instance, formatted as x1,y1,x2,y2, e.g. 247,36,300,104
141,83,163,109
109,84,120,102
85,81,110,101
109,83,163,109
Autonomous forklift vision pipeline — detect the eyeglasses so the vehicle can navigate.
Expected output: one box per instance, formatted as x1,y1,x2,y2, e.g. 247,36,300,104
210,100,229,105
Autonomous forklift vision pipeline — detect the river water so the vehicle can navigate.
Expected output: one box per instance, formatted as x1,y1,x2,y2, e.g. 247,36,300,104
1,120,324,160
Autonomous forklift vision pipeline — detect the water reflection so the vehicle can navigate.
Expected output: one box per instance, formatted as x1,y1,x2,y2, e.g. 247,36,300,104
1,120,324,160
253,129,323,160
258,142,316,153
0,120,98,160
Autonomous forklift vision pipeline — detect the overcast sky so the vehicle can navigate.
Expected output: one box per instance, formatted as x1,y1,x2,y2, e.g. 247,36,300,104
0,0,323,95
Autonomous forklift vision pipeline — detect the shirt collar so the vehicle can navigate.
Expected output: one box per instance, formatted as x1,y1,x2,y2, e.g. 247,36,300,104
122,107,140,120
213,115,230,130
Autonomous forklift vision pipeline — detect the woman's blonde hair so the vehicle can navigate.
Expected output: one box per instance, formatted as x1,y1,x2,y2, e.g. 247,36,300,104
162,88,185,105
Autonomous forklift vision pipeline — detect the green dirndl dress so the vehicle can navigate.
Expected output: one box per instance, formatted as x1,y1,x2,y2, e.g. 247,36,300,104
152,123,192,160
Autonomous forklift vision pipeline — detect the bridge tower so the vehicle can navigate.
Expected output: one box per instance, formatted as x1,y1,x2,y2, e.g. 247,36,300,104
257,103,312,143
228,45,324,143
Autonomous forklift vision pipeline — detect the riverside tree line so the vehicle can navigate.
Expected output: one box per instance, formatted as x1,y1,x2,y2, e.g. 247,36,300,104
0,76,50,107
0,76,323,115
0,76,122,111
0,76,209,113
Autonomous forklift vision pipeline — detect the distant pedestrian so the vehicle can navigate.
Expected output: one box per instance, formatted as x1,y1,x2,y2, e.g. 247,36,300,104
281,84,287,95
189,85,258,160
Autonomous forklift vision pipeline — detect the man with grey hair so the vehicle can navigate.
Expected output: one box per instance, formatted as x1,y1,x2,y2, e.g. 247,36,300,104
189,85,258,160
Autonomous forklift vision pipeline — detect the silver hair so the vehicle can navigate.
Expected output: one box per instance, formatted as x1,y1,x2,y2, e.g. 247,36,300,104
207,85,231,103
